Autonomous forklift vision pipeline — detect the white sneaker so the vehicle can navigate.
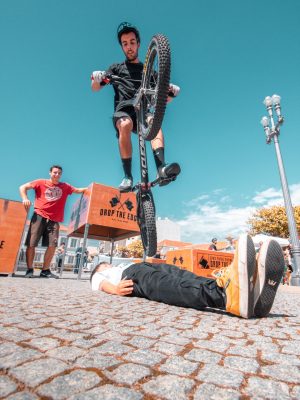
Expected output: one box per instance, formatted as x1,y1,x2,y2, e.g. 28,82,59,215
119,176,133,192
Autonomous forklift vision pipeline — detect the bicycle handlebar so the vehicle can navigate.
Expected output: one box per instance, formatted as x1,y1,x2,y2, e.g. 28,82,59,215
103,73,175,97
103,74,136,92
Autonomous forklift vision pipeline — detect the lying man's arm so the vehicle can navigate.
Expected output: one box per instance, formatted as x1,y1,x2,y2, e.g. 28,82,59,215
100,279,134,296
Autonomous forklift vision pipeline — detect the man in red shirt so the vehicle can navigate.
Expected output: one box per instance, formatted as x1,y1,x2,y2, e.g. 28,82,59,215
19,165,87,278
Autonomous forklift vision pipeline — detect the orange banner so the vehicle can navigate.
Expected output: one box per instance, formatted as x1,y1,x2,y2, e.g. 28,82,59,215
0,199,27,274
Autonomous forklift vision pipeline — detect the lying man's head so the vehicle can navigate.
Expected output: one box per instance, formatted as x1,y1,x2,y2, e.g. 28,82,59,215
90,262,112,282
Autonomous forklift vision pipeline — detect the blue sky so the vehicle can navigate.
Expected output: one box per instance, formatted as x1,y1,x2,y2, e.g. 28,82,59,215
1,0,300,243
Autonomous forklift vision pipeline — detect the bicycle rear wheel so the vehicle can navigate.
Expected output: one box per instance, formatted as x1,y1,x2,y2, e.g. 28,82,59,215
139,34,171,141
137,191,157,257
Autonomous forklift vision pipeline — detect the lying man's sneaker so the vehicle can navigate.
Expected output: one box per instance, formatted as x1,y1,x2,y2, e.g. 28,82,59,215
119,176,133,192
157,162,181,186
254,239,285,318
25,268,34,278
212,234,256,318
40,269,59,279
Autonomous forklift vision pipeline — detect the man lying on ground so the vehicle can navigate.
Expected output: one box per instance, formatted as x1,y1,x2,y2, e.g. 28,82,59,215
90,234,285,318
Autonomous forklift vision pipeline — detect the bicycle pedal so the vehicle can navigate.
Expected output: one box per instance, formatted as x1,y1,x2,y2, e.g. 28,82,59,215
159,175,177,187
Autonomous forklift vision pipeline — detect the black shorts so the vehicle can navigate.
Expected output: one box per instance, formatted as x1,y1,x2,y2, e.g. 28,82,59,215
113,106,137,137
25,213,59,247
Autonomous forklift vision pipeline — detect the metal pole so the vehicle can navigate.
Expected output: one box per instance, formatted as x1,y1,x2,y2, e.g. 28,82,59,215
109,239,115,264
273,136,300,285
77,223,89,280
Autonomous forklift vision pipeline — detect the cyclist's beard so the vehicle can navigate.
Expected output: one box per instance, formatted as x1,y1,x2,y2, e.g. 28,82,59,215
126,49,138,62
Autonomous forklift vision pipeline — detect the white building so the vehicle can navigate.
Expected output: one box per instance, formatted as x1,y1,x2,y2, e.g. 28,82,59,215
156,217,181,243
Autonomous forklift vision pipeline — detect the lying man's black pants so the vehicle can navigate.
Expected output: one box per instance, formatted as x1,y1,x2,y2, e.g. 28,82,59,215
122,262,226,310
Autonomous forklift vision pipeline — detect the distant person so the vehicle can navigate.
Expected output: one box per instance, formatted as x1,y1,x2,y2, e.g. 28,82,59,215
224,235,235,252
56,242,65,272
19,165,87,278
209,238,218,251
256,241,264,254
90,235,285,319
153,247,162,259
283,245,293,285
74,245,88,274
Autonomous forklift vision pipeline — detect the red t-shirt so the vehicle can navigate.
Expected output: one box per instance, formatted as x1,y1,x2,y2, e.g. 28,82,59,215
31,179,75,222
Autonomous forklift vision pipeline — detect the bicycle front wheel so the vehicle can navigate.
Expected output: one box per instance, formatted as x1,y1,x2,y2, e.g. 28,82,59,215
139,34,171,141
137,191,157,257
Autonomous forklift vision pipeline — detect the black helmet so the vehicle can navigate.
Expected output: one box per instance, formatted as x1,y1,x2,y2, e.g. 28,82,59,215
117,22,140,44
212,238,218,243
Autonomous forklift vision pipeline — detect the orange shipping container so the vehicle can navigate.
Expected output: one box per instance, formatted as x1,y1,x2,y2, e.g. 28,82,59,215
166,248,234,278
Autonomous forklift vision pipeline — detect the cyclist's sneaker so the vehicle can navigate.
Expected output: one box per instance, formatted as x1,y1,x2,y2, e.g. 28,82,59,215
157,163,181,186
25,268,34,278
254,239,285,318
212,234,256,318
40,269,59,279
119,176,133,192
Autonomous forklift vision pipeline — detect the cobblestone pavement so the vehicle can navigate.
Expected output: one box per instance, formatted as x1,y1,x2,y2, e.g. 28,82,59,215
0,274,300,399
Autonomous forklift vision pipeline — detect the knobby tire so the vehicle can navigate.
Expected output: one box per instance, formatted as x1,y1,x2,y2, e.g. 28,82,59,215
139,34,171,141
137,192,157,257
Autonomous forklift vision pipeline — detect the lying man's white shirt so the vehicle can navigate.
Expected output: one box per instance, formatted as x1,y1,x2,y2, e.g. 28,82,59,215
91,263,134,291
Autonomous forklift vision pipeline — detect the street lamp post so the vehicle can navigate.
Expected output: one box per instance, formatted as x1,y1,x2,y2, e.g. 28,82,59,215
261,94,300,286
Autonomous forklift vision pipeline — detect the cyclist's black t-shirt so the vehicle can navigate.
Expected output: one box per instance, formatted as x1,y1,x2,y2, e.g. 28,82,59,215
102,61,144,112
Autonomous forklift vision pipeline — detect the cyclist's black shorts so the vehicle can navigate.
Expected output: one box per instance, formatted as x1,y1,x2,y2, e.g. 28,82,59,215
113,105,137,138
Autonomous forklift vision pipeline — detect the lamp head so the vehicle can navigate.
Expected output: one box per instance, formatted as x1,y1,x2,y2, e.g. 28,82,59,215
260,116,269,127
272,94,281,105
263,96,273,107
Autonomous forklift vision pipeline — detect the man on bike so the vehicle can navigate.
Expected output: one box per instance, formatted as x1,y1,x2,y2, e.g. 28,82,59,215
91,22,181,192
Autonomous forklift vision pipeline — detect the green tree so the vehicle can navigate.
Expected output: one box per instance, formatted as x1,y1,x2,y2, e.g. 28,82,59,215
118,240,144,258
248,206,300,238
127,240,144,258
118,246,131,258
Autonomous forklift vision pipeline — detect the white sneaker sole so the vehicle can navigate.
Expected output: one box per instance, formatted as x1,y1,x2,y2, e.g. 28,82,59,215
238,234,256,318
254,240,285,317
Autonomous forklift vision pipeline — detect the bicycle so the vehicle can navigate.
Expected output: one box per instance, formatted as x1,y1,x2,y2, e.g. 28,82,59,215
103,34,177,257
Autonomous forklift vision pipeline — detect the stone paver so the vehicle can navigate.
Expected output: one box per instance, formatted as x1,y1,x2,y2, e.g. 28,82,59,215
68,384,143,400
45,345,85,362
123,348,165,366
261,364,300,384
6,393,39,400
142,375,195,400
0,348,42,369
10,358,69,387
37,370,100,399
74,352,120,369
1,275,300,399
223,355,260,374
0,375,17,398
194,383,240,400
184,348,222,364
103,362,151,385
25,337,61,351
244,377,290,399
197,364,244,388
159,355,198,376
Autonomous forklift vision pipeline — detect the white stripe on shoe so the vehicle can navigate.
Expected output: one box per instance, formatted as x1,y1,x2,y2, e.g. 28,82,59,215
238,234,256,318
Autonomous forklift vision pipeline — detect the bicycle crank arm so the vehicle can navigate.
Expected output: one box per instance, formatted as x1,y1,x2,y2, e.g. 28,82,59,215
151,175,177,187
